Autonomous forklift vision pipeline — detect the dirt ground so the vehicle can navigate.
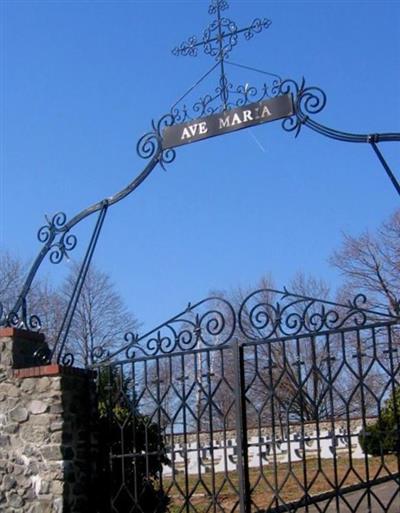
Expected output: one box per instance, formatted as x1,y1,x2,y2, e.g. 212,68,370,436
165,456,399,512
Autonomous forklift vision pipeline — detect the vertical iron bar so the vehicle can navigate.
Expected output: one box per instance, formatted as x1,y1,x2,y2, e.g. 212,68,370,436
386,325,400,478
294,336,309,511
267,340,280,510
119,364,127,499
106,364,114,511
233,338,251,513
371,326,388,503
282,336,294,499
253,345,264,509
169,355,178,498
155,357,164,500
206,349,217,512
313,335,326,509
355,328,372,513
180,353,190,513
220,349,233,504
131,360,139,506
143,360,150,484
324,332,340,511
194,351,203,499
21,298,27,327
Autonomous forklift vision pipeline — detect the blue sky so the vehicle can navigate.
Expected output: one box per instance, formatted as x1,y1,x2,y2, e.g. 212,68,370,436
1,0,399,330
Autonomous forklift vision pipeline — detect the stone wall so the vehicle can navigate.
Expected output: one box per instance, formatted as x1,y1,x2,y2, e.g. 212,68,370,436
0,328,98,513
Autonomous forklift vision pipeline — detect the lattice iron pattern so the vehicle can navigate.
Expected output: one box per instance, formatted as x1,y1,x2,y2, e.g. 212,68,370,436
94,290,400,513
241,323,400,512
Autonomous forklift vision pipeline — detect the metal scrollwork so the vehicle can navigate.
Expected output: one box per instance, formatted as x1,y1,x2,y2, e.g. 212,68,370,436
169,1,282,121
158,115,177,168
37,211,66,243
172,69,387,152
26,314,42,332
137,128,161,160
172,36,199,57
344,293,368,326
238,288,379,341
173,1,271,62
204,18,238,60
137,114,176,170
38,212,77,264
3,308,42,332
171,76,282,123
123,332,139,359
244,18,272,40
208,0,228,16
4,310,20,328
59,352,74,367
171,1,276,119
91,345,111,364
279,78,327,137
100,297,236,362
49,231,77,265
92,288,397,366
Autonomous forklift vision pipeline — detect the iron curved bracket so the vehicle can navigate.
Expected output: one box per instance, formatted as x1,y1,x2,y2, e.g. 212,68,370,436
1,114,176,336
279,78,400,144
1,75,399,367
278,78,400,195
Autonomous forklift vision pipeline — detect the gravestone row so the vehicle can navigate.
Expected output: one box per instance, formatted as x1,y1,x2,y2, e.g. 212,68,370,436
163,426,365,476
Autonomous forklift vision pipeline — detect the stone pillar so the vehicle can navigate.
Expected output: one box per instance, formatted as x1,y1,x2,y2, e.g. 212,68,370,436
0,328,98,513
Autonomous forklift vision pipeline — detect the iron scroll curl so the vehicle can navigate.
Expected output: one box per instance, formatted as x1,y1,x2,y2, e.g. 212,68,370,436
92,296,237,362
171,75,282,123
137,114,176,169
277,78,400,145
92,288,398,365
278,78,327,137
37,212,78,265
123,296,236,358
237,288,371,341
0,113,176,368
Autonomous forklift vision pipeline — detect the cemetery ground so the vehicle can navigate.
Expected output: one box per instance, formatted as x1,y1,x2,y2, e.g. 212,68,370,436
164,455,399,512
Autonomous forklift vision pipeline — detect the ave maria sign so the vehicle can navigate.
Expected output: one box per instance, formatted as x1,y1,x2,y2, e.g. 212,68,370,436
162,93,293,149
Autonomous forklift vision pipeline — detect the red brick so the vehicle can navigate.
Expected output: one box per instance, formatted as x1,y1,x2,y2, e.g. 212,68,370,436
13,365,96,379
0,327,45,343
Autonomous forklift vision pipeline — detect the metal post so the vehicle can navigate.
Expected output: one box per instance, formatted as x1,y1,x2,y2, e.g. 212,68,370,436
233,338,251,513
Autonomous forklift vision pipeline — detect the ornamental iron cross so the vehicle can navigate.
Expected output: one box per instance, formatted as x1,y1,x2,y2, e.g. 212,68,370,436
172,0,271,111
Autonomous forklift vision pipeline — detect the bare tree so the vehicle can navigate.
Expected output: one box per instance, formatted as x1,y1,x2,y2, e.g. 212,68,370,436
0,252,25,313
330,209,400,315
62,263,140,367
330,209,400,416
0,251,139,367
0,251,64,340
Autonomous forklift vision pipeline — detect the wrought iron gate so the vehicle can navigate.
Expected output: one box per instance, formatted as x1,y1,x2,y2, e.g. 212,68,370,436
92,288,400,513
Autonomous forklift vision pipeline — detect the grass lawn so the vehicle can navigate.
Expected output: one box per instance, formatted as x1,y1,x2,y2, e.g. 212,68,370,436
163,455,399,512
